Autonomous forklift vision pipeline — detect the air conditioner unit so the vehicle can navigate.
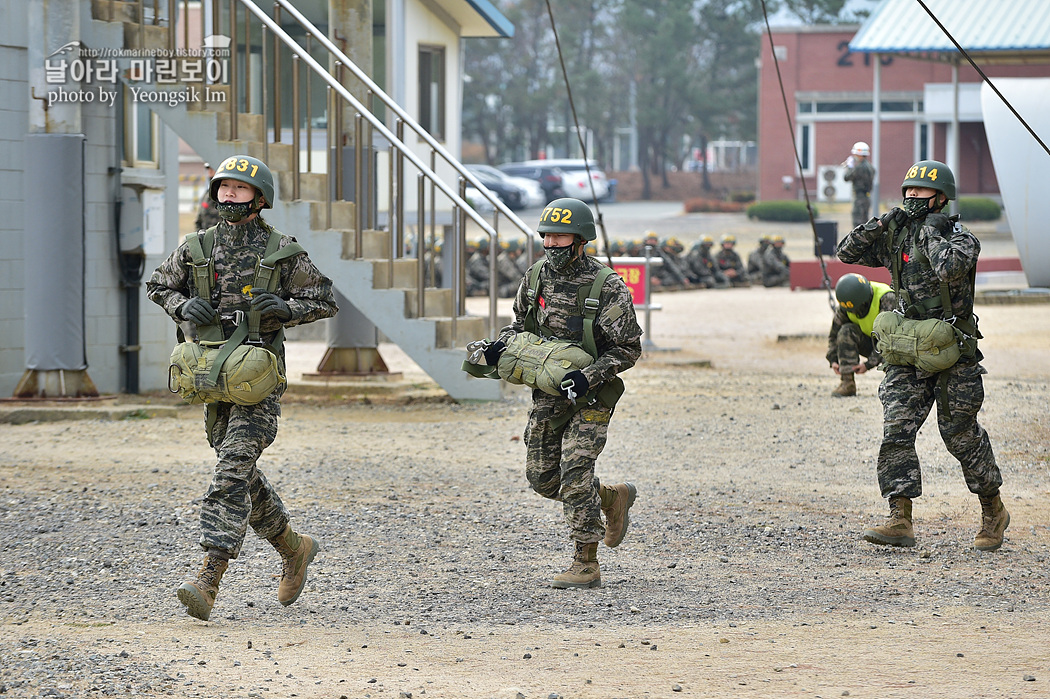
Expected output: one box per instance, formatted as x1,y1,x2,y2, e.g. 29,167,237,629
818,165,851,203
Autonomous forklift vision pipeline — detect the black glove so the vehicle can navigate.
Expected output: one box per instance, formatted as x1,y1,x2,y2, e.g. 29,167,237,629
179,297,216,325
880,207,910,229
559,370,589,402
482,340,505,366
250,288,292,321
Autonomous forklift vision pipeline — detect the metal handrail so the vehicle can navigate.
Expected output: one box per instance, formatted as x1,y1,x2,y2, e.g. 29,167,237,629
271,0,536,244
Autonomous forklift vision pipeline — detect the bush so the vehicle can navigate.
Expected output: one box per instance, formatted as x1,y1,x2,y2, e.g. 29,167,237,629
683,198,747,213
958,197,1001,222
746,200,816,222
729,190,756,203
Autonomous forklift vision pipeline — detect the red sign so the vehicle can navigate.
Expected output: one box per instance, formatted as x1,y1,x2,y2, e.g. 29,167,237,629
613,262,647,306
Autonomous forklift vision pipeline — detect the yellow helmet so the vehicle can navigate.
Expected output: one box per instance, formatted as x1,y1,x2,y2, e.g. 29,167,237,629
721,235,736,245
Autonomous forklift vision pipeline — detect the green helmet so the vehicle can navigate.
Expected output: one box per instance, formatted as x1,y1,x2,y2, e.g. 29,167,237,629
835,273,874,316
901,160,955,200
537,198,596,242
210,155,275,208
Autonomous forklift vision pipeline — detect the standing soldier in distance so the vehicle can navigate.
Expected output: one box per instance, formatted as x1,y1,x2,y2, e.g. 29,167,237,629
837,159,1009,551
843,141,875,228
148,155,338,620
826,273,896,397
481,198,642,589
194,162,222,232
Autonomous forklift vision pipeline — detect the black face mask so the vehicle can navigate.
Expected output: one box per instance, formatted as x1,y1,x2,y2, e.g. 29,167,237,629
215,200,255,223
543,243,577,270
901,193,939,220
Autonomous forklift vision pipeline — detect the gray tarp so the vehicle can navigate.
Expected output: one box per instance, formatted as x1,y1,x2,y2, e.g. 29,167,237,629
24,133,86,370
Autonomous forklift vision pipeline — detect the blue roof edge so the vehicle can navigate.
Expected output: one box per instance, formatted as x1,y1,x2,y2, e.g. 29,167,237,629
465,0,515,38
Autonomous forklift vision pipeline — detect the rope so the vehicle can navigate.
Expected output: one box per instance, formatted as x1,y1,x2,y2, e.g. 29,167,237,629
544,0,613,267
759,0,836,311
916,0,1050,158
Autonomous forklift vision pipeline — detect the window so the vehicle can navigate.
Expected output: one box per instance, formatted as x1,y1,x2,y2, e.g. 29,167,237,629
418,45,445,140
124,95,159,168
798,123,812,174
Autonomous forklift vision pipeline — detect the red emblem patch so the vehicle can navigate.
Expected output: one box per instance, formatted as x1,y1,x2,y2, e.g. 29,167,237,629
538,295,546,309
902,253,909,263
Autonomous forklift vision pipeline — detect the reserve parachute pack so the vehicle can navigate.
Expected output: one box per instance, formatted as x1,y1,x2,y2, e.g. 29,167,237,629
494,330,594,396
167,225,303,405
462,260,624,424
874,212,980,375
870,312,962,373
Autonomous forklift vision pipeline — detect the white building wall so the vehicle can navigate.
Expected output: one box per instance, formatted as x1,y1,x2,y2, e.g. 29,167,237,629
0,4,30,395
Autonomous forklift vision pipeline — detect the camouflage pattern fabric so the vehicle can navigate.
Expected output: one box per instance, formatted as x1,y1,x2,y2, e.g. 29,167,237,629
497,249,523,298
825,290,897,369
715,248,750,286
503,254,643,543
147,217,338,556
685,244,728,288
466,250,491,296
653,247,691,288
761,246,791,287
876,362,1001,499
837,209,1001,501
747,242,769,277
844,159,875,227
195,190,223,231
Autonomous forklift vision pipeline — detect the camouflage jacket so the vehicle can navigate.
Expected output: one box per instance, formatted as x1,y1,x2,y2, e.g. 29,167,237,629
715,248,748,277
843,159,874,195
194,192,223,231
825,289,898,368
147,218,338,349
836,211,980,324
503,255,642,396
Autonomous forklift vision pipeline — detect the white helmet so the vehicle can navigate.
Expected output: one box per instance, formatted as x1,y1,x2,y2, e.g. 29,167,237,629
851,141,870,157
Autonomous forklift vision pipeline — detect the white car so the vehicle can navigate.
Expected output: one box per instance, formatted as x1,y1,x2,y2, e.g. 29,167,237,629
520,158,610,202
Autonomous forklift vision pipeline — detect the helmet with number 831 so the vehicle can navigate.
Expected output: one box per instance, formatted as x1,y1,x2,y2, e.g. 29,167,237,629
536,198,596,241
210,155,275,209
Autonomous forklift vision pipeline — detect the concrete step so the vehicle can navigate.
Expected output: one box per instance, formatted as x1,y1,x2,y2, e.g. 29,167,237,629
403,287,453,318
91,0,140,23
435,316,486,349
371,259,418,289
311,200,356,231
122,22,167,52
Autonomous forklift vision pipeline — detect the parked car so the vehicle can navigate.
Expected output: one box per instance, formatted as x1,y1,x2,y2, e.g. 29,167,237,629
464,165,525,210
497,162,567,203
467,164,545,209
532,158,610,202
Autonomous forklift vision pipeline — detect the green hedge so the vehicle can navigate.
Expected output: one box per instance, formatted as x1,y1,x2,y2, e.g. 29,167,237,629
958,197,1001,222
746,200,816,222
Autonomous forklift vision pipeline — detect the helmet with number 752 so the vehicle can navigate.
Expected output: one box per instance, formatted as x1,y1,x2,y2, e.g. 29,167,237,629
536,198,596,241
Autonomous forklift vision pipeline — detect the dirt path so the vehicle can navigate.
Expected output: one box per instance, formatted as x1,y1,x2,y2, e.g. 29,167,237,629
2,287,1049,699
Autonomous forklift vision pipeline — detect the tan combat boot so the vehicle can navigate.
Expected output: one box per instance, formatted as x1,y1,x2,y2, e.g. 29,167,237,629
270,525,319,606
832,373,857,397
600,482,637,548
862,497,915,547
177,554,229,621
551,542,601,589
974,493,1010,551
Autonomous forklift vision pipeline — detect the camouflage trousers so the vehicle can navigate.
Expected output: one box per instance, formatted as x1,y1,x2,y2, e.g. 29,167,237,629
876,362,1001,500
199,390,290,558
524,394,611,544
832,323,874,372
851,193,871,228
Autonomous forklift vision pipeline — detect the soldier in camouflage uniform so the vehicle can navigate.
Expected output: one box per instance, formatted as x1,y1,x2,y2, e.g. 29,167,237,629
837,159,1009,552
147,155,338,620
466,238,491,296
714,235,750,287
843,142,875,228
481,198,642,589
826,273,897,397
685,236,728,288
194,162,223,232
761,235,791,287
747,235,771,278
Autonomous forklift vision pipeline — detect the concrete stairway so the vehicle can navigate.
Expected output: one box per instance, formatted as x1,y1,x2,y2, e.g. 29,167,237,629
87,0,501,400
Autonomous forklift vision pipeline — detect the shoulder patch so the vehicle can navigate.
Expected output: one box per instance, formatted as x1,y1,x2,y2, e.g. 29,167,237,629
605,305,623,322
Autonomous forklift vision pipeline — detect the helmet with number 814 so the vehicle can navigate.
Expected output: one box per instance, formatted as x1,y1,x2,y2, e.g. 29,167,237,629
900,159,955,201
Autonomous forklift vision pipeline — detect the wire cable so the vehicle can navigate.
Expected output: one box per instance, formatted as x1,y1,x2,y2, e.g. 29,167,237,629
544,0,613,266
759,0,836,310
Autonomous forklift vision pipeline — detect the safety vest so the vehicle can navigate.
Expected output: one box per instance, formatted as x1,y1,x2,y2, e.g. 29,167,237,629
845,281,891,337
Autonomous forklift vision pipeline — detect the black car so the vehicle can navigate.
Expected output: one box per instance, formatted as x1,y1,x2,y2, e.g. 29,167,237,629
465,166,526,210
497,162,567,202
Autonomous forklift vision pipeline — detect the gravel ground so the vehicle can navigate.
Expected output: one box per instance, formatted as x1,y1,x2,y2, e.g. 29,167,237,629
1,285,1049,699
